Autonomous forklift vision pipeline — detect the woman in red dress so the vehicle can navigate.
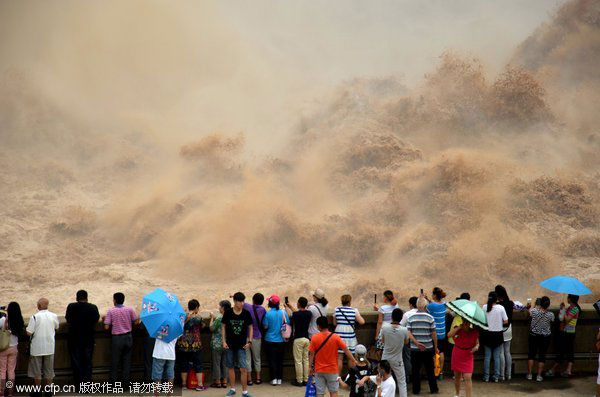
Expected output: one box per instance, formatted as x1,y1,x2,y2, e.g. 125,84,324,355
448,320,480,397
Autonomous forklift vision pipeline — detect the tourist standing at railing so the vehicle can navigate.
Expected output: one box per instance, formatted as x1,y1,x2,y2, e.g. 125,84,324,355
375,291,398,351
262,295,289,386
284,296,312,387
177,299,204,390
596,327,600,397
209,300,230,389
406,296,438,395
65,290,100,392
333,294,365,374
26,298,59,396
547,294,581,378
221,292,253,397
425,287,448,381
495,285,514,381
308,289,329,339
104,292,139,387
0,302,24,397
243,293,266,386
448,318,479,397
526,296,554,382
482,291,508,383
400,296,418,382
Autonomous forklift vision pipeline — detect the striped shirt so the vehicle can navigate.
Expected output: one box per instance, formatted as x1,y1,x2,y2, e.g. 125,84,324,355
334,307,357,336
426,302,447,339
406,311,436,350
104,305,138,335
378,304,398,323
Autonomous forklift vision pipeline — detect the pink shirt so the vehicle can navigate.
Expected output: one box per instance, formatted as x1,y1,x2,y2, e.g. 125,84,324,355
105,305,138,335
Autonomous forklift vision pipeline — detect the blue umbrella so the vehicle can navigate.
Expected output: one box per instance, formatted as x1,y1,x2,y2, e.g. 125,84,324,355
141,288,186,342
539,276,591,296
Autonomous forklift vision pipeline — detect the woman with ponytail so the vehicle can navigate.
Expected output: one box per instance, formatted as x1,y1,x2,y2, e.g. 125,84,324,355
481,291,508,383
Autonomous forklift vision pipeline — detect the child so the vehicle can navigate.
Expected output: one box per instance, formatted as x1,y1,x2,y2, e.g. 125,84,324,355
152,336,178,396
338,345,377,397
209,300,231,388
448,319,479,397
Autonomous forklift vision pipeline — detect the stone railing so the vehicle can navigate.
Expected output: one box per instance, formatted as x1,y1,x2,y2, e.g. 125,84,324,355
12,306,600,384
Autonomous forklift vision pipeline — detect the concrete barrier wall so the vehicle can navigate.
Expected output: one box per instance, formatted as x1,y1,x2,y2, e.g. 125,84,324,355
13,306,600,384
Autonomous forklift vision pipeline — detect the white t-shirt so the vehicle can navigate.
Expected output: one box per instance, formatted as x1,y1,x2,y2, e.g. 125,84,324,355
378,304,399,323
308,303,328,338
400,308,417,327
26,310,59,356
369,375,396,396
152,338,177,360
0,317,19,347
482,304,508,332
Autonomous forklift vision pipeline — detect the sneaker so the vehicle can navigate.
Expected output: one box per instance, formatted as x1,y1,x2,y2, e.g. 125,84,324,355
560,372,571,378
226,389,236,396
241,393,252,397
483,377,489,383
195,386,208,391
506,375,511,381
545,370,555,378
536,375,543,382
291,380,303,387
526,374,532,381
493,377,499,383
270,379,278,386
276,379,282,385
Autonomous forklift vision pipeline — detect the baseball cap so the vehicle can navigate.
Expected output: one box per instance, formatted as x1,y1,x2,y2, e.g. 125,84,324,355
355,344,367,361
313,288,325,299
268,295,280,305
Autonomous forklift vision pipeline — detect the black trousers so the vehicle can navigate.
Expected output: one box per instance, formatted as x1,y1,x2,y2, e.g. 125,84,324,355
110,333,133,385
411,349,438,394
264,341,284,380
69,340,94,390
143,335,156,382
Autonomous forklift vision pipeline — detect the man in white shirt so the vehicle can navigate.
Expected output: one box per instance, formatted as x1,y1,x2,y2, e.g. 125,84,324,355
26,298,60,392
358,360,396,397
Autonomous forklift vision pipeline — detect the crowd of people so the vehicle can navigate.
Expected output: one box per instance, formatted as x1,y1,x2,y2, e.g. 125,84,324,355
0,285,595,397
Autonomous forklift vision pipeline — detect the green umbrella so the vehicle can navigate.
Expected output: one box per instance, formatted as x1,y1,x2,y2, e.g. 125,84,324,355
446,299,488,330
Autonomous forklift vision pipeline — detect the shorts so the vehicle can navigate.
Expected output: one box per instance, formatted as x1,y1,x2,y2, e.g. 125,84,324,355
315,373,339,394
177,350,203,372
438,338,448,353
528,333,551,362
28,355,55,379
225,349,248,369
152,358,175,381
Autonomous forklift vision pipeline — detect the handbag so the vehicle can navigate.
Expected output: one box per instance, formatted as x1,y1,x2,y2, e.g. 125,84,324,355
304,375,317,397
0,319,11,352
281,311,292,341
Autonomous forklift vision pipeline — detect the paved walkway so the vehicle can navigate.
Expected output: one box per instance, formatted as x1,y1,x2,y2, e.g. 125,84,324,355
182,376,597,396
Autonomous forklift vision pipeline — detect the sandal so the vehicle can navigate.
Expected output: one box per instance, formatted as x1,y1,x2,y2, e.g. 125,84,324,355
210,383,220,388
255,379,262,385
247,380,253,386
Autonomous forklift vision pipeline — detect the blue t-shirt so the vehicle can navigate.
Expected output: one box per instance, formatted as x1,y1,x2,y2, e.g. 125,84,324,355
427,302,447,339
262,308,290,343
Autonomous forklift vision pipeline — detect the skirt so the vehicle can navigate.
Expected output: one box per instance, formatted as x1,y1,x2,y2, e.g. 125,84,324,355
451,346,474,374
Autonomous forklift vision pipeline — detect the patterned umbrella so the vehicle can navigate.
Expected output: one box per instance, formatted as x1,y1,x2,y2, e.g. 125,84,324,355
140,288,186,343
446,299,488,330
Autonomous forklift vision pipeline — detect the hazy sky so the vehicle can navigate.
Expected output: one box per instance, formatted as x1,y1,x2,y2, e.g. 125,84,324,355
0,0,565,153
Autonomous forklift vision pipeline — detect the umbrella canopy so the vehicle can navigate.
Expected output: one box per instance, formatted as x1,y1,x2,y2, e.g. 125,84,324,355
540,276,591,296
141,288,186,343
446,299,488,330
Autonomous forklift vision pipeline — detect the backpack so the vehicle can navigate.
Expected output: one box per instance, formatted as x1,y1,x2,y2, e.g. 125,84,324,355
0,319,11,352
281,311,292,341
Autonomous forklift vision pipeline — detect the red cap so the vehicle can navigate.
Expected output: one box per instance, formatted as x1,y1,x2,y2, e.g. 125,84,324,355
268,295,280,305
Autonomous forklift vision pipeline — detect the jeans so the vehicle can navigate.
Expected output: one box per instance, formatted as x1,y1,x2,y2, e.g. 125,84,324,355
152,358,175,381
245,339,262,373
499,340,512,379
484,344,503,381
68,340,94,389
388,358,407,397
411,350,438,394
402,347,412,381
293,338,310,383
264,341,285,380
212,349,227,381
110,333,133,385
